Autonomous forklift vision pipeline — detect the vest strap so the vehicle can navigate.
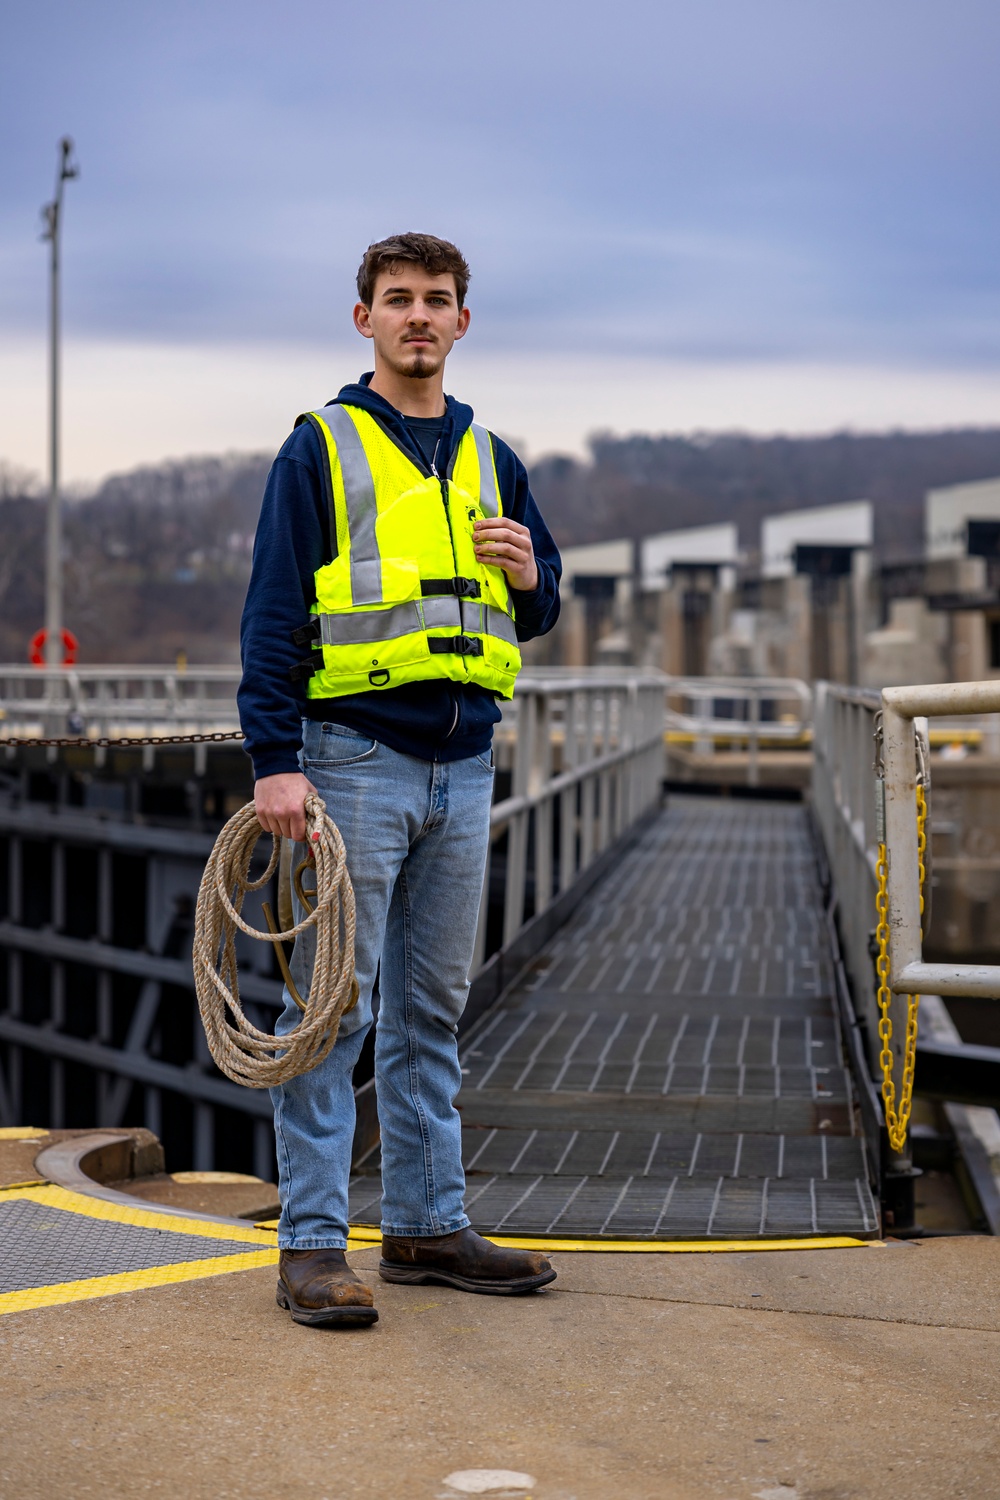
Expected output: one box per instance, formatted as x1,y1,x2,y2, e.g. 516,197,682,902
291,618,322,647
289,656,320,682
420,577,481,599
428,636,484,657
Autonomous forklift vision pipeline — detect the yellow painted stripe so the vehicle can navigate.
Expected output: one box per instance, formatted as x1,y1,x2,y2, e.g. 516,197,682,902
490,1234,872,1253
0,1126,49,1139
257,1221,873,1254
5,1184,275,1245
0,1179,47,1191
0,1250,279,1317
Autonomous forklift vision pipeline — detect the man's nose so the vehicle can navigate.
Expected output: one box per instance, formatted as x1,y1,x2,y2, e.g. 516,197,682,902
407,304,430,324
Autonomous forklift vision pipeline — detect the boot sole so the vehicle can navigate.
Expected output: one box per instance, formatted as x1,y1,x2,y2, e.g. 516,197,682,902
276,1281,379,1328
377,1262,557,1295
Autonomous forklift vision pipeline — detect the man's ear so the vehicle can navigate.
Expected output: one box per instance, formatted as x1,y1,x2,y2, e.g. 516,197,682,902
453,306,471,342
354,301,374,340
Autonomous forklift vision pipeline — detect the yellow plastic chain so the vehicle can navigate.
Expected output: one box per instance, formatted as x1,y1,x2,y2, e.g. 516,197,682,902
874,783,926,1153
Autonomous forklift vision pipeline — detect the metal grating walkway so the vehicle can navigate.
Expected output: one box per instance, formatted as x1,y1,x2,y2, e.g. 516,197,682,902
349,796,879,1240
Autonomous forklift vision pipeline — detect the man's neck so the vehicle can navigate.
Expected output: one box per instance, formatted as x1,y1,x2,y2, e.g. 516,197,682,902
367,361,447,418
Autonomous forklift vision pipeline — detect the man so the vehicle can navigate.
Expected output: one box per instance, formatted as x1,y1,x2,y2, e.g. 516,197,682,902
239,233,562,1328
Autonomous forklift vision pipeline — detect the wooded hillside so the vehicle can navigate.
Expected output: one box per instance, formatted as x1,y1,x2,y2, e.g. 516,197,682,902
2,426,1000,663
530,428,1000,559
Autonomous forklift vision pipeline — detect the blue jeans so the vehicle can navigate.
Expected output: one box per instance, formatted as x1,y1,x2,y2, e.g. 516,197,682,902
270,719,494,1249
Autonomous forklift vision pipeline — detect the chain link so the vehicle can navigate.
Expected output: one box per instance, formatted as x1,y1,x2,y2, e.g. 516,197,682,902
0,730,244,750
874,777,926,1155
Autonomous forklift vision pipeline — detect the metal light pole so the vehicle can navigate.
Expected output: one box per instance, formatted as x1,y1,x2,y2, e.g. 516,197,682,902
40,137,79,669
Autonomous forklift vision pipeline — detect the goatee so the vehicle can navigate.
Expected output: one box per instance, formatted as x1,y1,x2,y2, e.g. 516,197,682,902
405,351,437,380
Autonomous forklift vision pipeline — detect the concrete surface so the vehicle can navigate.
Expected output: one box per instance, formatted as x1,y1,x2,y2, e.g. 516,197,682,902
0,1131,279,1221
108,1172,281,1221
1,1237,997,1500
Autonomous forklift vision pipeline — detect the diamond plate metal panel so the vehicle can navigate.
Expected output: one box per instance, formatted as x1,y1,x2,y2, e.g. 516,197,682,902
0,1198,256,1294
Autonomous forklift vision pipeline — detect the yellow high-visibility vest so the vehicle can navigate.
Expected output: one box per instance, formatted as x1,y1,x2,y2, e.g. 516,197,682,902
290,404,522,699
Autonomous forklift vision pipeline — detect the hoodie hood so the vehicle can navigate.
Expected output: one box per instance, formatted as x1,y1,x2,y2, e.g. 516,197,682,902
326,372,475,477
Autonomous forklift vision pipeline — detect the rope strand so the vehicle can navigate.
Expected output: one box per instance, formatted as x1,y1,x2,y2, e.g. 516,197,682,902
193,793,357,1087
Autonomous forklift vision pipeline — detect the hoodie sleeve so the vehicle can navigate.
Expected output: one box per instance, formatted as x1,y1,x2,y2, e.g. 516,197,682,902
237,423,328,779
490,435,562,640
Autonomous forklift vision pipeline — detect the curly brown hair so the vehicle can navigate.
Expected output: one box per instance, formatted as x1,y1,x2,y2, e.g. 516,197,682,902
356,233,471,309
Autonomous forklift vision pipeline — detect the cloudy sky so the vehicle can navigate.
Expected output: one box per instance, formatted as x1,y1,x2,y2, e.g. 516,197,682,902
2,0,999,481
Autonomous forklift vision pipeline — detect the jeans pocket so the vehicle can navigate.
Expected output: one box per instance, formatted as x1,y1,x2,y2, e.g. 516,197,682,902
475,748,495,771
303,722,377,767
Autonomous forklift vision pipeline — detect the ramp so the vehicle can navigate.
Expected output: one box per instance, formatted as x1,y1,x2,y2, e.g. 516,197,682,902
349,795,879,1240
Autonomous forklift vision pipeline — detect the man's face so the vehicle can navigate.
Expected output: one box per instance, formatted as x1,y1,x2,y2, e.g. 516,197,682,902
354,264,470,379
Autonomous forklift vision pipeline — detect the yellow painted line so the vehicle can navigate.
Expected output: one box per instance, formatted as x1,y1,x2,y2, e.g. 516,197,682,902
257,1221,872,1254
480,1234,872,1253
4,1184,275,1244
0,1249,278,1317
0,1126,49,1140
0,1179,47,1191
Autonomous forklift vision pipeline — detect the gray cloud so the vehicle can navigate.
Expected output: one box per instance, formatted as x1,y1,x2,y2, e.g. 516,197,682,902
1,0,999,364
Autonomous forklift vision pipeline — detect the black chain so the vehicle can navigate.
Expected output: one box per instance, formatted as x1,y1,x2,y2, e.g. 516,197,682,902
0,730,244,750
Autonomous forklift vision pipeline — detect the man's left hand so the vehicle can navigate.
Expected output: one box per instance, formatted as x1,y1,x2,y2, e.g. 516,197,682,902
473,518,538,592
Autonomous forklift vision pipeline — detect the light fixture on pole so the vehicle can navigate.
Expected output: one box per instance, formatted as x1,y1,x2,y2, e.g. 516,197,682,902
40,137,79,669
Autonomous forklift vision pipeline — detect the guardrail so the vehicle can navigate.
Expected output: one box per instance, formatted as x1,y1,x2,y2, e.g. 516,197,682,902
811,682,886,1063
664,675,811,786
0,665,242,738
476,672,666,966
879,680,1000,1000
813,678,1000,1229
0,666,666,1174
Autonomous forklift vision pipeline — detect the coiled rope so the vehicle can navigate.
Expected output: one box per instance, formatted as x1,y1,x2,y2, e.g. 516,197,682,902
193,793,357,1088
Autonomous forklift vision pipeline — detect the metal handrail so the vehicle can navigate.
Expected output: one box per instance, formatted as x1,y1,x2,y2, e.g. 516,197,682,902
664,674,812,787
0,661,667,981
0,665,243,738
880,679,1000,1000
812,682,886,1085
475,672,666,963
664,674,812,741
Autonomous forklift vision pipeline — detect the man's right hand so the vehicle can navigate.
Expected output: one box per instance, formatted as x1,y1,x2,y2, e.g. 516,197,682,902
254,771,317,843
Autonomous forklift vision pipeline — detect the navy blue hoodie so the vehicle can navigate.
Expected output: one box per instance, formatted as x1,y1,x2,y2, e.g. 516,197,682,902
238,375,562,778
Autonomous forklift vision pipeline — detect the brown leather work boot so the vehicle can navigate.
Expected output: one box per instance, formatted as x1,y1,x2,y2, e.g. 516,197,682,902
379,1227,556,1295
276,1248,378,1328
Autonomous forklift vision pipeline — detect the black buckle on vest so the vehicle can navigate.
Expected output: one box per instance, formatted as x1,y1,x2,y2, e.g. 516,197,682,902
428,635,484,657
291,618,322,648
288,655,320,682
421,577,481,599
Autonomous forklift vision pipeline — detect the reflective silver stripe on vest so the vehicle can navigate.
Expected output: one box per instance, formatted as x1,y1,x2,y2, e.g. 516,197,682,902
316,596,517,650
319,602,421,647
486,605,518,648
470,424,499,518
421,596,464,632
318,405,383,607
456,601,518,647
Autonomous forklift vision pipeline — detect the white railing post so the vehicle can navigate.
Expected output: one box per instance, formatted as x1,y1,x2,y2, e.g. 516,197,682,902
503,689,534,946
748,688,761,788
533,691,554,915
